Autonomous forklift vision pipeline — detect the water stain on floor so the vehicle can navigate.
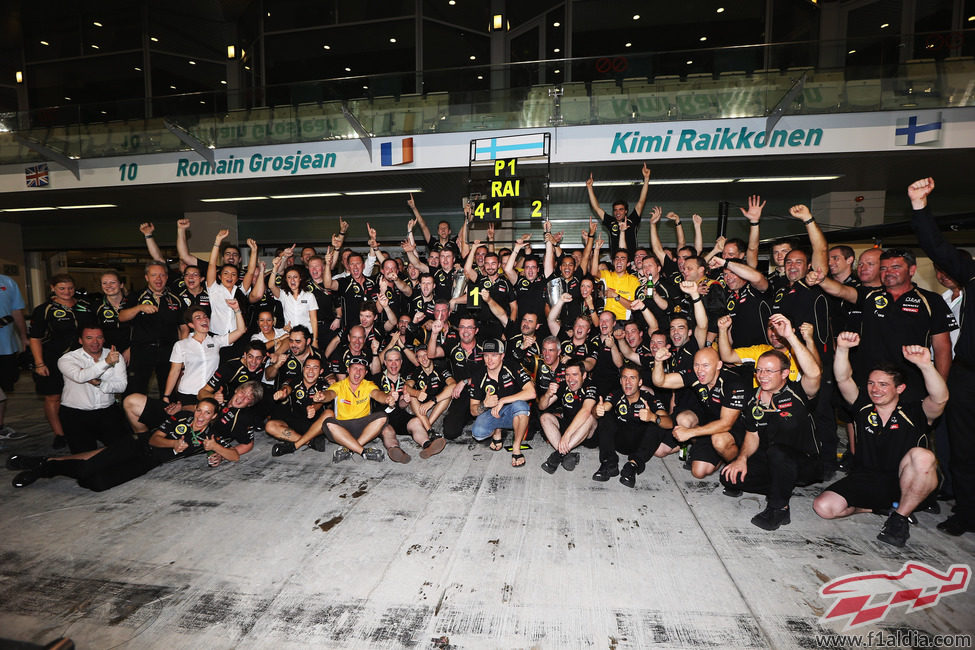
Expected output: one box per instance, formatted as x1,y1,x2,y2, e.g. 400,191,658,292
315,515,343,532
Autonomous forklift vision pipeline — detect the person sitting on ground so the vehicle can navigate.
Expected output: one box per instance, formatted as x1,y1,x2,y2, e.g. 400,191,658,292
286,356,397,463
404,346,453,458
592,363,673,488
719,315,823,531
265,356,331,457
468,339,537,467
537,359,598,474
812,333,947,547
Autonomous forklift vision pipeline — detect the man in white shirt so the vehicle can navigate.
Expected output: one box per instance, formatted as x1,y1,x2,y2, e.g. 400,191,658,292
56,326,129,453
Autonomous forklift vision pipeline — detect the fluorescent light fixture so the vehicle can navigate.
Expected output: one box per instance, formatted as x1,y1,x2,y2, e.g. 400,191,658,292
551,174,841,188
56,203,118,209
1,207,57,212
201,196,270,202
270,192,343,199
493,14,503,30
227,45,236,59
93,21,103,27
40,40,49,45
15,71,23,84
344,188,423,196
188,60,196,65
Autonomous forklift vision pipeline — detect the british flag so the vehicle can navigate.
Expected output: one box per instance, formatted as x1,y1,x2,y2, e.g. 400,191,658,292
25,163,49,188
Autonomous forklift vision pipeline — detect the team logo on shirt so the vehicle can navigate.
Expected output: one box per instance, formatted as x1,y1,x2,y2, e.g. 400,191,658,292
697,386,709,401
520,278,530,288
483,280,493,289
564,392,576,405
874,295,888,309
774,289,785,303
867,411,880,427
617,402,628,416
727,299,736,311
454,350,466,362
238,375,248,382
175,424,188,435
485,385,496,395
673,305,682,313
287,359,298,370
102,309,115,319
752,405,765,420
417,379,426,390
53,309,66,318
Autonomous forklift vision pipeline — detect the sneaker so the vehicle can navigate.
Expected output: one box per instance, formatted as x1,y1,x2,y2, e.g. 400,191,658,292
419,437,446,459
52,436,68,450
540,451,563,475
333,447,353,463
937,515,975,537
387,446,411,464
362,447,385,462
560,452,579,472
751,506,791,531
0,426,27,440
592,461,619,482
6,454,46,471
308,437,328,452
272,441,296,457
722,486,743,498
619,462,637,488
877,512,910,547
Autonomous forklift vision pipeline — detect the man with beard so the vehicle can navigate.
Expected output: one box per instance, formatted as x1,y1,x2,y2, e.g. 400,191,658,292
265,325,323,389
266,356,330,456
428,315,482,440
538,359,598,474
505,236,546,321
468,339,536,467
464,242,512,342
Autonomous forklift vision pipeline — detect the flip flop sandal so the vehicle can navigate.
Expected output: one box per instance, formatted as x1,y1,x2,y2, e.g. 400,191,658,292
489,437,504,451
511,453,526,467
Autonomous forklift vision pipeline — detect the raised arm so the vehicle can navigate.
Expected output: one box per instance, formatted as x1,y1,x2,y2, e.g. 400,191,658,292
504,234,530,285
321,250,339,291
589,237,603,277
543,221,557,278
788,205,828,274
140,222,166,262
902,344,949,423
175,218,200,267
740,195,765,268
206,229,228,287
712,256,769,292
463,240,480,283
679,280,708,348
634,163,651,215
585,173,607,219
648,206,666,263
226,299,248,344
909,178,975,292
833,332,860,405
716,316,741,364
691,213,703,255
407,193,432,244
250,261,267,303
804,268,857,304
457,204,472,259
547,293,570,336
652,348,685,390
770,314,821,398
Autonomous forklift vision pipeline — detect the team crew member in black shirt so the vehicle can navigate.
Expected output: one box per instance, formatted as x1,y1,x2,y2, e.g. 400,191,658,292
463,243,512,342
408,193,461,258
29,273,92,448
93,271,132,363
403,346,452,458
814,333,947,547
9,398,236,491
592,363,672,488
198,341,268,405
653,347,747,478
428,315,482,440
910,176,975,537
266,356,331,456
120,261,184,396
265,325,323,390
720,316,823,531
585,163,651,256
468,339,536,467
504,236,546,321
323,251,379,330
707,255,772,348
176,266,210,310
537,360,598,474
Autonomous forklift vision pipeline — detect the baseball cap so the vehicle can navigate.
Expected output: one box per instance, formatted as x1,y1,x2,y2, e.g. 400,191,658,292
482,339,505,354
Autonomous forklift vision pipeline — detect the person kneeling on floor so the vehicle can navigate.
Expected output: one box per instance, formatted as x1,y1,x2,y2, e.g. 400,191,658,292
812,333,947,547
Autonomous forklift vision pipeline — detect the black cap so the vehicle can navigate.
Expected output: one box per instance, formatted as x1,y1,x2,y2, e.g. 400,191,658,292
482,339,504,354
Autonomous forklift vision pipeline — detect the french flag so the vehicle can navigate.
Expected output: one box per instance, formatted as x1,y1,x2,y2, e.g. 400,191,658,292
380,137,414,166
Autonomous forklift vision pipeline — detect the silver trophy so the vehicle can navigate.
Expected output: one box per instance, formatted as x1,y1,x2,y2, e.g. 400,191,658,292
450,272,468,299
547,277,564,307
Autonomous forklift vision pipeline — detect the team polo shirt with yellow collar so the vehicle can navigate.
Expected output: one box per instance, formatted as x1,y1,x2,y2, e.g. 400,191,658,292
468,362,532,402
770,279,831,354
124,287,183,347
328,377,380,420
679,366,747,431
599,269,641,320
557,332,599,362
284,376,330,411
603,388,666,425
448,341,483,382
336,275,379,329
29,298,93,360
740,379,817,455
205,357,267,397
850,394,929,475
94,295,131,353
722,283,771,348
535,361,566,392
550,381,598,419
409,364,452,395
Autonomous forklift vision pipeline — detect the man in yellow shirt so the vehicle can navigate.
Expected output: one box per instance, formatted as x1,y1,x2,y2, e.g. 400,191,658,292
591,241,640,321
716,314,821,387
290,356,397,462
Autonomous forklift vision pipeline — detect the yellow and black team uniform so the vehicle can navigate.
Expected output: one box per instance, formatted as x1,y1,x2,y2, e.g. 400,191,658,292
672,368,747,466
824,395,931,512
124,286,184,395
335,276,379,330
719,380,822,509
93,296,132,355
597,388,668,473
28,298,92,395
275,348,324,390
271,376,330,434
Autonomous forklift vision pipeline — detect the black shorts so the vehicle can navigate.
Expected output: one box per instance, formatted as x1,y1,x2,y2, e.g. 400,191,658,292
32,366,64,396
386,408,412,437
321,411,388,441
825,471,900,512
0,353,19,392
688,426,746,467
269,403,317,435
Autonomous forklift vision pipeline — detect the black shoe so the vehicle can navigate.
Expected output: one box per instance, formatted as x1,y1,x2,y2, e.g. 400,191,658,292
12,469,40,488
561,452,579,472
540,451,563,475
272,442,296,457
751,506,791,531
592,461,619,482
877,511,910,547
922,500,941,515
836,451,853,472
937,515,975,537
722,486,743,498
52,436,68,450
6,454,46,471
619,462,636,488
309,437,328,452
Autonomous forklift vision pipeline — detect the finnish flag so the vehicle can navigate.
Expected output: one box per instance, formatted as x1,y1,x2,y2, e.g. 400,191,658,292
895,113,942,146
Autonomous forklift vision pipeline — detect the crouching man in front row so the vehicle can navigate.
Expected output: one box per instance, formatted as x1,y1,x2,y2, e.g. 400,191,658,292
813,333,947,547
